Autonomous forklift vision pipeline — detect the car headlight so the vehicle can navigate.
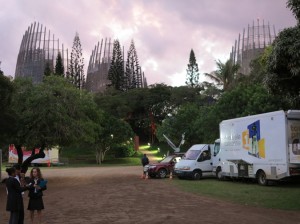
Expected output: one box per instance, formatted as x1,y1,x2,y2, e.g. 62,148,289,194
181,166,191,170
149,165,156,169
176,166,190,171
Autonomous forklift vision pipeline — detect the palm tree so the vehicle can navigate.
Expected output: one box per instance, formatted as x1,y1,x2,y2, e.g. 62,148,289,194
204,59,240,91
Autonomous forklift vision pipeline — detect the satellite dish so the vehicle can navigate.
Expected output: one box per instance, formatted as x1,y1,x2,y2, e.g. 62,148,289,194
163,133,185,153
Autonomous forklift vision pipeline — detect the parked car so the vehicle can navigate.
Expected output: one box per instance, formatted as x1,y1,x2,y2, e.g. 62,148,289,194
147,154,184,178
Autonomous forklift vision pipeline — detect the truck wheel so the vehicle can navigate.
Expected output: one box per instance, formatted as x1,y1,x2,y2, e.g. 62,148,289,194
257,171,268,186
158,169,167,178
193,171,202,180
216,168,223,180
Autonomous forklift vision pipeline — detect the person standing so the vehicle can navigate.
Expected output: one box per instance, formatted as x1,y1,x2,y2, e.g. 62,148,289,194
27,168,47,224
6,167,27,224
141,154,149,178
12,164,25,224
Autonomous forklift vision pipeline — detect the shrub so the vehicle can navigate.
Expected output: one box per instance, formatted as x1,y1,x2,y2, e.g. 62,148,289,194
114,145,135,158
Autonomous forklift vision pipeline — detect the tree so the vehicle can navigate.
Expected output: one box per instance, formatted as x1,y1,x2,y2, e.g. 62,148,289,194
10,76,99,173
157,84,281,146
243,46,271,85
68,33,85,89
124,40,141,90
0,61,3,76
287,0,300,23
55,52,64,77
94,112,134,164
204,59,240,91
108,40,124,91
263,1,300,108
156,103,203,148
186,49,200,88
0,70,15,144
212,84,280,120
265,26,300,108
44,62,52,77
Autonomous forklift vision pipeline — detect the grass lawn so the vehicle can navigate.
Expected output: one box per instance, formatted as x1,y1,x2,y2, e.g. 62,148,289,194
171,178,300,210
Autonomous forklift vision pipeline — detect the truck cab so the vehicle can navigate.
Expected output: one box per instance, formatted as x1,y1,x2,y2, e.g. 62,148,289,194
174,144,213,180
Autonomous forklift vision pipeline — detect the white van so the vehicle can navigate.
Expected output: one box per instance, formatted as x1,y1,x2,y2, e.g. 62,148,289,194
174,144,215,180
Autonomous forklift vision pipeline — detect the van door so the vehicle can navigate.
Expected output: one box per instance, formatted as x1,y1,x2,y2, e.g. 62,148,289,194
197,148,213,177
288,119,300,164
212,140,221,167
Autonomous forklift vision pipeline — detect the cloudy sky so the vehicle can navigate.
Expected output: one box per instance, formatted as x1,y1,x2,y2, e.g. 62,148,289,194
0,0,296,86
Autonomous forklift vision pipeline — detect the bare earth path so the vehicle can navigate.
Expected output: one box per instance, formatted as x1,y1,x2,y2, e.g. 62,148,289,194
1,166,300,224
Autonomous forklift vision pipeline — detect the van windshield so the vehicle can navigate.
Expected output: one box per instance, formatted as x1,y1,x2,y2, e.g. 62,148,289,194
184,150,201,160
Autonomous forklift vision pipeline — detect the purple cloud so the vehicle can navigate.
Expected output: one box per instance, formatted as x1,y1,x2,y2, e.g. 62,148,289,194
0,0,296,86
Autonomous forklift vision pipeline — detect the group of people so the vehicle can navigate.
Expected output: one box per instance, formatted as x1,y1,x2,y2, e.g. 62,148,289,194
5,165,47,224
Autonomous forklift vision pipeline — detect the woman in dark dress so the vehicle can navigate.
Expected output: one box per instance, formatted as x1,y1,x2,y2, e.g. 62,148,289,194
27,167,47,224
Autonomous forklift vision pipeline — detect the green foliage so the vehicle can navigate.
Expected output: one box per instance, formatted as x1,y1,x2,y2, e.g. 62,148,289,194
157,103,203,148
124,40,141,90
214,84,280,119
147,84,172,122
158,84,280,145
205,59,240,91
44,62,52,77
68,33,85,89
55,52,64,77
186,49,200,88
287,0,300,23
113,145,135,158
95,85,172,142
266,26,300,108
10,76,99,148
242,46,272,85
0,72,15,144
108,40,124,91
0,61,3,76
93,111,134,164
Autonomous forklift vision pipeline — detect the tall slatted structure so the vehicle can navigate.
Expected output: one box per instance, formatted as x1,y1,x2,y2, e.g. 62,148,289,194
230,19,277,75
15,22,69,83
86,38,148,93
86,38,113,93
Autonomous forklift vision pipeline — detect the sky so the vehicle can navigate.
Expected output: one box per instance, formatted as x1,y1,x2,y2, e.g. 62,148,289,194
0,0,297,86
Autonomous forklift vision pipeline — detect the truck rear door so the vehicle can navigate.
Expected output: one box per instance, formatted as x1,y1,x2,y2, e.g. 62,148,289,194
287,110,300,164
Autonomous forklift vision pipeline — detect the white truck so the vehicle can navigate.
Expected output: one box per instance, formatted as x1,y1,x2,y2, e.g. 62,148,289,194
213,110,300,185
174,141,220,180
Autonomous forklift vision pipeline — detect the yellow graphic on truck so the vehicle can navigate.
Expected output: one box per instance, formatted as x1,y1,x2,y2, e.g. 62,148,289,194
242,120,265,158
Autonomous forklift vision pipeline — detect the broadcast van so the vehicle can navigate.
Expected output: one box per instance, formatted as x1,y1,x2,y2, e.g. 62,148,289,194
213,110,300,185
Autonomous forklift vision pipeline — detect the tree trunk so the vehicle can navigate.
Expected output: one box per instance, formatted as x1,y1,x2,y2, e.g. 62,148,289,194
95,148,102,165
101,147,110,163
21,144,46,174
15,144,23,165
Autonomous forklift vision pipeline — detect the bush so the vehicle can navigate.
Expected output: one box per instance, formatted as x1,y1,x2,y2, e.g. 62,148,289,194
114,145,135,158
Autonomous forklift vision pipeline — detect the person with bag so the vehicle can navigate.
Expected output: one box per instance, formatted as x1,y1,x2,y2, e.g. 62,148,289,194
27,167,47,224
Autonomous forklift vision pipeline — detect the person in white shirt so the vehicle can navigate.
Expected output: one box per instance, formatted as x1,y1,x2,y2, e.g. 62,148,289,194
12,164,25,224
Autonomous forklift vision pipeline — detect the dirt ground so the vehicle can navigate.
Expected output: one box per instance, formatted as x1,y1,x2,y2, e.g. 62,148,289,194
1,166,300,224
